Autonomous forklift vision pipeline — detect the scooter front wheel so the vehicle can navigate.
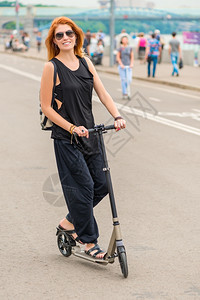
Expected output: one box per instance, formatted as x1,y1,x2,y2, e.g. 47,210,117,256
57,232,72,257
117,246,128,278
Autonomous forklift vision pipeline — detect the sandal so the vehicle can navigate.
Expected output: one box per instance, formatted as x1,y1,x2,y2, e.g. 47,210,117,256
85,244,105,259
57,225,84,245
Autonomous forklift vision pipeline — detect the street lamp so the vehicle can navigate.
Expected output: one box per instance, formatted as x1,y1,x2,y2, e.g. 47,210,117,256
109,0,115,67
15,0,20,37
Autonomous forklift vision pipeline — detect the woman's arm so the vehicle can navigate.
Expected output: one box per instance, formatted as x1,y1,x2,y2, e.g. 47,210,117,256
130,48,134,68
40,62,72,132
85,57,126,130
40,62,88,137
178,44,182,59
116,49,124,68
145,45,149,60
136,39,140,52
168,44,171,56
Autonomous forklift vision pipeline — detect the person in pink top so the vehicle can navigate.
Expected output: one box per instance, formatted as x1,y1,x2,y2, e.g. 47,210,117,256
137,33,147,63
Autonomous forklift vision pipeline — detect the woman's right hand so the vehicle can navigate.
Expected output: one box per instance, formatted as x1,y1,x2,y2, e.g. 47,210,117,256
114,117,126,131
73,126,89,138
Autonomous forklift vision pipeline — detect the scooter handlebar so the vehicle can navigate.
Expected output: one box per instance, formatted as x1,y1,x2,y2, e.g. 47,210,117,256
88,124,115,133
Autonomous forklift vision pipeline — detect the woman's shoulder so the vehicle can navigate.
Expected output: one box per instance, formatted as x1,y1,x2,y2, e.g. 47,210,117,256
81,56,95,76
81,55,91,67
42,60,55,76
118,46,123,52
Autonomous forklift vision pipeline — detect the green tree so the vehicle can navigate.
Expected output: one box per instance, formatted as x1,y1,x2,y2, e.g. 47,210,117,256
74,20,107,34
3,21,23,30
0,1,25,7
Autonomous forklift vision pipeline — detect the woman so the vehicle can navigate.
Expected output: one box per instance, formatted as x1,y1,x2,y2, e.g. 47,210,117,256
137,33,146,63
40,17,126,259
116,36,134,99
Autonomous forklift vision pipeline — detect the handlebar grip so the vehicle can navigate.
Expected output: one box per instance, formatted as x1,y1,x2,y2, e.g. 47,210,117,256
104,124,115,130
88,128,96,133
88,124,115,133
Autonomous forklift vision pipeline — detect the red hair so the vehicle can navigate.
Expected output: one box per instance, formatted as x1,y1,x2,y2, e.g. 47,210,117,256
45,16,84,60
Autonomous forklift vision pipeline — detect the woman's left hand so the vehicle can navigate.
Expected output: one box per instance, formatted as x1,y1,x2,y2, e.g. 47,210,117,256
114,117,126,131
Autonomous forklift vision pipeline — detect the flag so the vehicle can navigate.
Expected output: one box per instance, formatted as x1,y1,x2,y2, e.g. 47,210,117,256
15,1,20,13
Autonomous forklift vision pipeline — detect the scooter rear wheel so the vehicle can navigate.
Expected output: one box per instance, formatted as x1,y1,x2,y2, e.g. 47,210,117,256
57,232,72,257
117,246,128,278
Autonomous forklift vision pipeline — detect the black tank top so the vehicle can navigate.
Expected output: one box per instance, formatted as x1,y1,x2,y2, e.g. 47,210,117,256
51,56,99,156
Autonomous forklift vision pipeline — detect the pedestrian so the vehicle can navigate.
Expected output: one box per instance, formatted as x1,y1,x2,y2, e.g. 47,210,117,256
145,33,161,78
89,33,98,57
12,38,27,52
96,29,105,44
24,32,30,49
40,16,126,259
21,31,25,45
116,35,134,99
154,29,165,63
91,39,104,65
113,34,118,64
137,32,147,63
83,32,90,56
169,32,182,77
85,29,91,45
36,31,42,52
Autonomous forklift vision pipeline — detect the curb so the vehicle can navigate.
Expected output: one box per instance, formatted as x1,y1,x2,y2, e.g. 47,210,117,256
95,67,200,93
1,49,200,92
0,49,46,62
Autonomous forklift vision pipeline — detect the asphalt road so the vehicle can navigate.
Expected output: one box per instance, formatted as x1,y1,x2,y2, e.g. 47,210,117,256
0,53,200,300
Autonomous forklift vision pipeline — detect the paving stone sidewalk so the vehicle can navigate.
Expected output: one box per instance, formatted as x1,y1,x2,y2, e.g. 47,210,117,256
1,45,200,92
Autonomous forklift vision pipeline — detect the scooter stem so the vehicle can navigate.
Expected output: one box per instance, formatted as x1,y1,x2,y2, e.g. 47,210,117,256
98,129,124,260
98,130,118,219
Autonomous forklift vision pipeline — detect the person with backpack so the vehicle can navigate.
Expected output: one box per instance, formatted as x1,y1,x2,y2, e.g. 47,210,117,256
145,33,161,78
40,17,126,260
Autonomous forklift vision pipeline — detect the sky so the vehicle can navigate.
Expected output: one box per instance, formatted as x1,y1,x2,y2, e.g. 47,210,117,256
10,0,200,9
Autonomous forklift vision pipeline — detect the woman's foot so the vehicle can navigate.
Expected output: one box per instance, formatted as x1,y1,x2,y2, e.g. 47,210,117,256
85,243,106,259
59,218,79,242
122,94,128,100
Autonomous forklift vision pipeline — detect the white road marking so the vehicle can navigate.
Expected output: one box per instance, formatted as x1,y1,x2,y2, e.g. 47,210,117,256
192,109,200,113
0,64,41,82
1,63,200,136
136,83,200,100
158,112,200,121
149,97,161,102
93,96,200,136
101,73,200,100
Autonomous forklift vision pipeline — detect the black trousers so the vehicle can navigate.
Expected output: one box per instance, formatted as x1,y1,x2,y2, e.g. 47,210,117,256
54,139,108,244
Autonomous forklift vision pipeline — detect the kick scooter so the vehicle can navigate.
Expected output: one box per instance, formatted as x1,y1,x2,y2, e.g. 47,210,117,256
56,124,128,278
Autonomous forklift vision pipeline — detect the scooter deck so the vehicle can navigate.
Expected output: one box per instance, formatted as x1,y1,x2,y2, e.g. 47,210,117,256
72,246,108,265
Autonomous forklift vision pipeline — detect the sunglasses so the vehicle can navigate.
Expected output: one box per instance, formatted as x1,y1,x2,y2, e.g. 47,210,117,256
55,30,75,40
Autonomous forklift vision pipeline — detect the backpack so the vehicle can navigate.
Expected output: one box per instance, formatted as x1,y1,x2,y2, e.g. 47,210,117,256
40,60,57,130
